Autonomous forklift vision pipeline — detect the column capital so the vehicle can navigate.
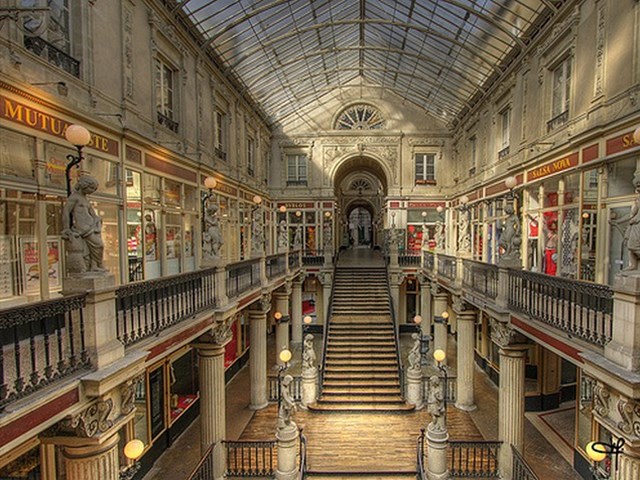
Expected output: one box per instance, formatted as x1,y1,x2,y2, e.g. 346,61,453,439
273,287,291,301
431,280,446,297
250,293,272,315
193,323,232,354
490,318,526,349
452,295,475,315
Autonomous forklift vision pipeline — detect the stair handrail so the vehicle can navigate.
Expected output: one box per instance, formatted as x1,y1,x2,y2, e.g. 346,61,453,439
384,262,404,399
416,428,427,480
318,258,339,394
298,427,308,480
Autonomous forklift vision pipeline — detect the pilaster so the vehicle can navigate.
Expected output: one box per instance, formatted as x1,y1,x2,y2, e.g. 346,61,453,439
248,295,270,410
291,280,303,345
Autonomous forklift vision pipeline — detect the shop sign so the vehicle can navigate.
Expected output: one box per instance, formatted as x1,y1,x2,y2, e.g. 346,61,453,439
278,202,314,209
526,153,578,181
606,130,639,156
407,201,445,209
0,94,118,156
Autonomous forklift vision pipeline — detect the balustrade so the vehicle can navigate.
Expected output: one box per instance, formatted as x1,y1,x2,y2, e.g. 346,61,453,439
462,259,499,300
0,294,89,410
227,259,261,297
23,36,80,77
268,375,302,402
116,267,217,346
266,253,287,279
224,440,276,477
422,373,457,403
423,251,435,273
302,249,324,266
512,445,539,480
508,269,613,346
437,254,457,282
186,444,216,480
399,254,421,267
448,440,501,478
288,250,301,270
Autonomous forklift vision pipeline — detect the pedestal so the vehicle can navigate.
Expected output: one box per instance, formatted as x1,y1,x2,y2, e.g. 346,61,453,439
406,368,424,409
291,281,303,345
605,274,640,371
63,273,123,369
249,309,268,410
63,432,120,480
455,312,476,411
301,368,318,409
498,346,526,478
276,424,299,480
426,426,449,480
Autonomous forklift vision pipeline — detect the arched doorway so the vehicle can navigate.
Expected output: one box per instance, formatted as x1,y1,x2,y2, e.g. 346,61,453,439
348,206,372,247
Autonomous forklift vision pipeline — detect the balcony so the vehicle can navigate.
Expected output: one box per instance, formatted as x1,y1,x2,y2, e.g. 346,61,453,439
498,146,510,160
302,249,325,266
266,253,287,279
546,110,568,133
286,179,307,186
24,36,80,77
399,253,421,267
157,111,179,133
215,147,227,161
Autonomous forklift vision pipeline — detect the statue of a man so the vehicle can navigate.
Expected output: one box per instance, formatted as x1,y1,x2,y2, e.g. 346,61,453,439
203,203,223,258
278,374,297,429
427,375,446,432
302,334,316,372
435,216,445,250
277,220,288,251
251,208,264,257
293,226,302,249
458,210,471,252
407,332,421,372
323,222,332,250
499,202,522,266
62,176,105,275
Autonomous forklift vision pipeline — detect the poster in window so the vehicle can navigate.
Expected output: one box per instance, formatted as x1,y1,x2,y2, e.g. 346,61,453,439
19,237,61,293
144,211,158,261
149,367,166,439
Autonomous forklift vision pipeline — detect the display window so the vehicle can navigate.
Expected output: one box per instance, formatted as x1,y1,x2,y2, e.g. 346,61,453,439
225,320,239,368
0,128,36,180
169,349,199,423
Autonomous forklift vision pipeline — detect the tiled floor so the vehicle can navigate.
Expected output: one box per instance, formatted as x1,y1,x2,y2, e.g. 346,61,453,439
144,332,580,479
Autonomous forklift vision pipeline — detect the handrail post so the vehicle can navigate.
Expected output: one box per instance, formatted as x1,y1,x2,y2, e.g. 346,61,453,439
496,267,510,310
215,266,229,305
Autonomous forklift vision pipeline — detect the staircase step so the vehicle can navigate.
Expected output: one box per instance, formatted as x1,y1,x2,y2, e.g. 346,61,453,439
308,402,415,412
321,387,401,395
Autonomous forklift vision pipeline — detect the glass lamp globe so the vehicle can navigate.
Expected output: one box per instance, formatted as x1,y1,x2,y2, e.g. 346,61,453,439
274,311,282,321
253,195,262,205
204,177,217,190
124,439,144,460
585,442,606,463
65,124,91,147
505,176,517,190
303,315,313,324
279,205,287,213
441,311,449,320
433,349,446,363
414,315,422,325
279,349,292,363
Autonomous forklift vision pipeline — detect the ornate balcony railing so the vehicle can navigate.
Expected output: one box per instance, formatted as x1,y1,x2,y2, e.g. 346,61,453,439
127,256,144,282
288,250,300,270
437,254,457,282
0,294,89,410
223,440,276,477
547,110,569,132
302,249,325,266
116,267,217,346
399,254,421,267
215,147,227,161
157,111,179,133
512,445,539,480
268,375,302,402
23,36,80,77
266,253,287,279
286,180,307,186
498,146,510,160
227,259,261,298
448,440,501,478
508,269,613,346
187,444,215,480
463,259,499,300
423,251,435,273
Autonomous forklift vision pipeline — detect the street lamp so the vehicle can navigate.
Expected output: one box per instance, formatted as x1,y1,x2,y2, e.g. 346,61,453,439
303,314,313,336
433,348,448,426
120,438,144,480
586,438,625,479
413,315,430,366
434,311,449,324
64,124,91,196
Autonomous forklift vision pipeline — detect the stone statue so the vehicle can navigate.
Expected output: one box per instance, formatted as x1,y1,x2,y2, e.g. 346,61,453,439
323,222,332,250
611,173,640,272
407,332,421,372
427,375,446,432
278,374,297,429
293,226,302,249
458,210,471,252
203,202,223,259
277,220,288,251
435,215,445,251
62,176,106,275
302,334,316,372
498,202,522,267
251,208,264,257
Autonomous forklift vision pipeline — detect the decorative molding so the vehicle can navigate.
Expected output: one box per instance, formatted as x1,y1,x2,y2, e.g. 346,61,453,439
593,382,610,417
452,295,472,314
489,318,516,347
593,0,606,99
62,398,114,438
407,137,446,146
122,6,134,100
120,374,144,416
536,6,581,59
212,322,232,345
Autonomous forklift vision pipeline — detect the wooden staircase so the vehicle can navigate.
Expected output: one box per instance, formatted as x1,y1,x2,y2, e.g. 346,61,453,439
309,267,413,412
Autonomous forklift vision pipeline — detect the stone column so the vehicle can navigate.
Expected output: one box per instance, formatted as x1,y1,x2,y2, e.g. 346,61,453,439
419,274,432,325
249,297,270,410
491,319,527,479
274,289,291,365
406,368,424,409
455,307,477,411
291,280,303,346
618,444,640,480
432,291,448,366
195,325,230,480
389,272,402,327
63,432,120,480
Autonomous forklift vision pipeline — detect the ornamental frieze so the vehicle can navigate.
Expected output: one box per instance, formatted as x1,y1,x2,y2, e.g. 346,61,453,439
121,374,144,416
61,398,114,438
212,322,233,345
593,382,610,417
407,137,446,146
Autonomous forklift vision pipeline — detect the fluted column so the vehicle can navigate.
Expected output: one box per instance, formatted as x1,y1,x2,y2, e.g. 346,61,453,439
419,275,431,326
291,280,303,345
195,326,230,480
63,432,120,480
274,290,291,365
249,298,270,410
498,345,527,478
455,309,477,411
617,444,640,480
432,291,448,366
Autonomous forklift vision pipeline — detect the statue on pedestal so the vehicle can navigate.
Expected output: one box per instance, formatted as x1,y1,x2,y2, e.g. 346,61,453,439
407,332,421,372
498,202,522,268
277,220,288,251
203,203,223,260
278,374,297,429
302,334,316,373
611,173,640,273
251,208,264,257
62,176,106,276
427,375,446,432
293,226,303,250
435,215,445,250
458,210,471,253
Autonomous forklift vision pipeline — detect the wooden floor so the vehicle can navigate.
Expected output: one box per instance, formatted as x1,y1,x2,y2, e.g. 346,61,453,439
239,403,483,475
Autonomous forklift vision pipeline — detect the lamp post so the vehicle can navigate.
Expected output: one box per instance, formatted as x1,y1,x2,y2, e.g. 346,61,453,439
277,348,292,410
413,315,430,366
120,438,144,480
201,176,218,228
303,314,313,336
586,438,625,480
433,348,448,426
64,124,91,196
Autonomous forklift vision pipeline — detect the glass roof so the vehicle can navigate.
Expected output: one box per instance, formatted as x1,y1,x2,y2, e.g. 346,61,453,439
172,0,564,126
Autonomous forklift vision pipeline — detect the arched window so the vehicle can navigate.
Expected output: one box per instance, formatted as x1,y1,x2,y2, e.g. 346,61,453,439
335,104,385,130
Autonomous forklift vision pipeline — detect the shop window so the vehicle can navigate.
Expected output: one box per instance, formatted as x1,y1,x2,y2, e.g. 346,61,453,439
184,214,195,272
0,441,40,479
607,157,638,198
415,153,436,184
126,170,143,282
184,185,197,212
134,377,150,446
148,366,166,441
609,206,631,281
164,179,182,207
0,128,36,179
99,203,121,282
543,177,561,208
143,174,162,206
144,209,161,279
169,350,199,423
165,213,182,275
559,208,579,278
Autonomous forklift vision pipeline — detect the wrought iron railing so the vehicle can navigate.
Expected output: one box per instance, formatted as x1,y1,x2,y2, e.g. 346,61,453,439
448,440,501,478
417,429,427,480
463,260,499,300
298,428,308,480
288,250,301,270
215,147,227,161
128,256,144,282
116,267,217,346
224,440,276,477
547,110,569,132
498,146,510,160
268,375,302,402
508,269,613,346
399,254,421,267
302,249,324,266
23,36,80,77
157,111,179,133
186,443,215,480
437,254,457,282
384,263,404,400
0,294,89,410
227,258,261,298
319,262,338,395
266,253,287,279
512,445,539,480
423,251,435,273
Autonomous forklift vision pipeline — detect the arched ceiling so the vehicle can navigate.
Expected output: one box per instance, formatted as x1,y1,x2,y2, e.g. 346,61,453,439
172,0,566,127
333,156,389,193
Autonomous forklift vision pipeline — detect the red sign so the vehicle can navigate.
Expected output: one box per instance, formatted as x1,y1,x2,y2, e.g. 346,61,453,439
582,144,599,164
606,131,639,156
407,201,445,209
526,153,578,182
